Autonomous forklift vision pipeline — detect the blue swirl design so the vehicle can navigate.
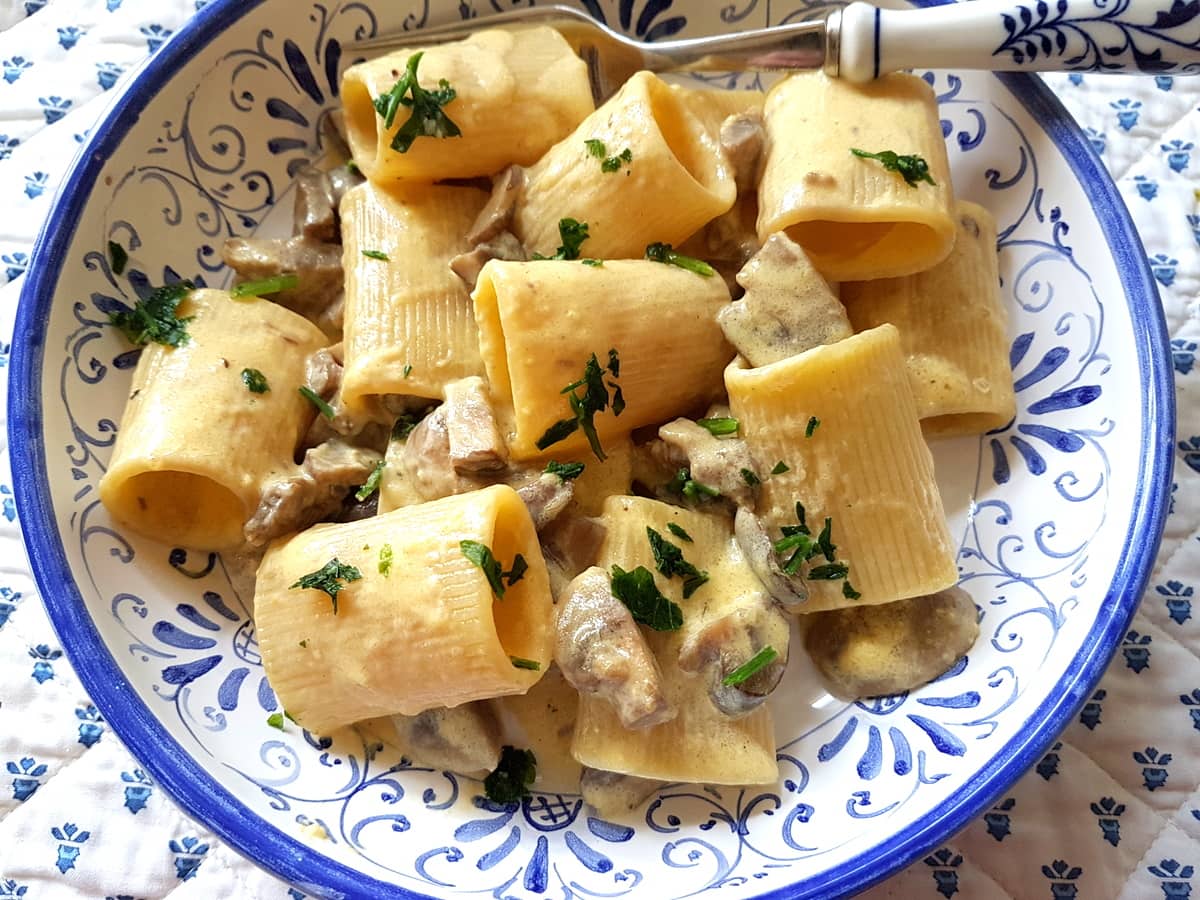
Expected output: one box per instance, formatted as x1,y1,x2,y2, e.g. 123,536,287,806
993,0,1200,73
41,2,1132,897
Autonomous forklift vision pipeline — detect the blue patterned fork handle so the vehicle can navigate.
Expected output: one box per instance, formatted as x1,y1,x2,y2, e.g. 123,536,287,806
835,0,1200,81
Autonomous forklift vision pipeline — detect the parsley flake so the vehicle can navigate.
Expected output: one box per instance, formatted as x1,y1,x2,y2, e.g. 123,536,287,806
645,242,715,277
771,461,790,475
510,656,541,671
545,460,585,481
581,258,604,267
697,416,739,437
108,280,195,348
108,241,127,276
484,746,537,803
379,543,393,576
461,540,526,598
290,558,362,614
850,148,936,188
646,527,709,598
241,368,269,394
610,564,682,631
805,416,820,437
741,468,760,487
231,273,298,298
362,249,390,261
373,51,462,153
299,386,335,419
355,459,385,501
533,218,590,261
666,467,721,503
722,646,780,687
535,350,623,461
267,712,285,730
843,580,862,600
666,522,693,543
584,138,607,158
402,363,413,378
392,412,421,440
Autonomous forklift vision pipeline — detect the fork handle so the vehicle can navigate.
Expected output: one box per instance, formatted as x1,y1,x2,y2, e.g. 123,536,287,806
836,0,1200,82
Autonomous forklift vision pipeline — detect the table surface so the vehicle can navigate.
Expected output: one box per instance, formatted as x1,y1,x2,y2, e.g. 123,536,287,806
0,1,1196,897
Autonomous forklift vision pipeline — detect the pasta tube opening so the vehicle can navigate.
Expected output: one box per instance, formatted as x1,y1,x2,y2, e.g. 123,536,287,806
103,470,246,550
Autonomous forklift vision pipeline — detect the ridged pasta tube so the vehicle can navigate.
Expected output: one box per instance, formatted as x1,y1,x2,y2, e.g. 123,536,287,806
340,180,488,409
571,496,779,785
98,289,326,550
757,71,956,281
341,27,593,181
472,259,731,460
512,72,737,259
841,201,1016,438
726,325,958,611
255,485,554,734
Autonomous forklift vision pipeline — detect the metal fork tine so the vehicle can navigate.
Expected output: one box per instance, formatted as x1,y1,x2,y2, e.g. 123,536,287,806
347,5,598,53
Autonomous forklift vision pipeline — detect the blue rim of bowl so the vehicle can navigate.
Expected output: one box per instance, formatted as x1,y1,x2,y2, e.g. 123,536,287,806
7,1,1174,897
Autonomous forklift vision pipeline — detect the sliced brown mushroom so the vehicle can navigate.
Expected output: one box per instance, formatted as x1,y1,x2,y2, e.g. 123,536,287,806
554,566,675,730
804,585,980,699
580,767,665,818
733,506,808,608
391,703,503,775
514,472,574,532
443,376,508,474
719,111,765,194
656,417,758,508
539,516,607,600
467,164,524,244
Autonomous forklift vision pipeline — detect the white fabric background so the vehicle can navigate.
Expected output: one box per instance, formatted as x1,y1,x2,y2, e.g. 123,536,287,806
0,1,1194,897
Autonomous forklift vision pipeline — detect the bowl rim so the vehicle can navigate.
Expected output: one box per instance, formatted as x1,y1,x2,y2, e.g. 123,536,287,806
7,1,1175,898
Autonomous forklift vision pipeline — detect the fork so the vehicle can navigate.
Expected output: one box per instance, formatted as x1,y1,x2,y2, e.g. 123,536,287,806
349,1,1200,98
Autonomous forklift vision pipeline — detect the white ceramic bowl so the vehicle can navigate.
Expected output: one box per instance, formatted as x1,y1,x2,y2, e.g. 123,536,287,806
8,1,1174,897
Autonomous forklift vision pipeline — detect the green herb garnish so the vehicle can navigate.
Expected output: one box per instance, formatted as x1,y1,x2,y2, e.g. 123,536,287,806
843,581,862,600
392,412,421,440
584,138,607,158
108,280,195,348
646,527,708,599
805,416,820,437
346,159,361,176
697,416,739,437
535,350,623,461
808,562,850,580
533,218,590,261
741,468,760,487
850,148,935,188
379,543,393,576
545,460,586,481
267,712,285,730
299,639,309,648
362,249,390,261
666,522,693,543
510,656,541,671
108,241,127,276
241,367,269,394
484,746,537,803
771,461,790,475
402,364,413,378
231,273,299,298
581,258,604,267
299,385,335,419
373,51,462,153
722,646,780,687
610,564,683,631
290,558,362,614
461,540,526,598
645,242,715,277
355,460,385,501
666,467,721,503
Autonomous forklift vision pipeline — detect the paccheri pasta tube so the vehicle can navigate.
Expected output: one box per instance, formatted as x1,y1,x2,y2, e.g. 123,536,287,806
340,180,488,409
757,71,956,281
842,200,1016,438
255,485,554,734
98,289,326,550
513,72,737,259
726,324,958,611
571,496,779,785
341,26,593,181
472,259,731,460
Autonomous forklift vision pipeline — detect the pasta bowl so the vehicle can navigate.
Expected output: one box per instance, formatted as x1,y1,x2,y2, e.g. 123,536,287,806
7,0,1173,898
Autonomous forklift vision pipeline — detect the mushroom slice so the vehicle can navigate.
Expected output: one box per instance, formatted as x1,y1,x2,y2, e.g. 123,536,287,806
657,418,758,508
444,376,508,474
804,585,979,700
719,111,765,193
391,703,503,775
539,516,607,600
734,506,808,608
580,767,665,818
514,472,574,532
554,566,675,730
467,164,525,244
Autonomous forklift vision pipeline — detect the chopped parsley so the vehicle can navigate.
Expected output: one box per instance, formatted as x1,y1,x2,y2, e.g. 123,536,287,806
510,656,541,671
809,562,850,580
843,581,862,600
290,558,362,614
584,139,633,173
645,242,715,277
108,240,127,276
392,412,422,440
267,712,285,730
584,138,606,158
535,350,623,461
533,217,590,261
373,51,462,153
666,522,693,543
722,646,779,687
108,279,195,348
771,461,790,475
772,504,855,589
850,148,936,188
610,564,682,631
299,385,335,419
666,467,720,503
545,460,586,481
299,639,309,648
231,273,299,298
461,540,527,599
581,258,604,267
646,527,708,598
697,416,739,437
346,159,361,176
484,745,537,803
378,543,393,576
355,459,385,501
362,249,390,261
241,367,269,394
741,468,760,487
402,363,413,378
805,416,820,437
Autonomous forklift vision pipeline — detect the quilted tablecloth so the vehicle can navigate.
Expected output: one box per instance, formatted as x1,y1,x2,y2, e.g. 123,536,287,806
0,1,1194,897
